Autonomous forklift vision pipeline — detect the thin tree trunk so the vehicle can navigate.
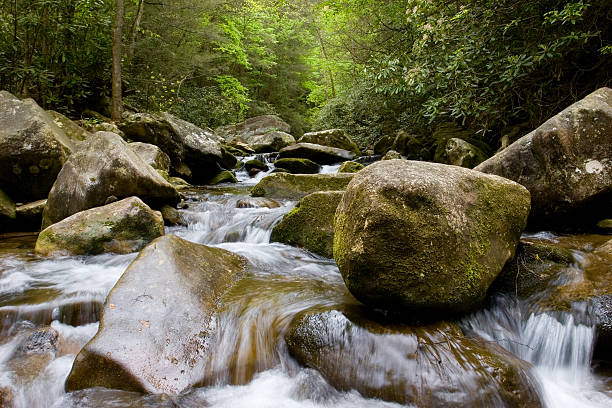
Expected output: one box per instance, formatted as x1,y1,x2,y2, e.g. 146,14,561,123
314,26,336,98
112,0,125,122
127,0,144,63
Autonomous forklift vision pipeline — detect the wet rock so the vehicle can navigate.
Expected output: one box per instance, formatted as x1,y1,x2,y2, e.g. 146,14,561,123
0,386,14,408
17,326,59,355
271,191,343,258
381,149,402,160
476,87,612,230
129,142,171,173
36,197,164,256
337,161,364,173
334,160,530,315
432,123,481,163
597,219,612,233
298,129,360,155
592,294,612,363
168,176,191,190
209,170,238,185
0,91,74,202
251,173,354,200
8,327,59,383
244,159,269,173
249,131,295,153
65,234,247,394
286,306,541,407
0,188,16,229
278,143,354,165
42,131,179,228
160,205,184,226
490,240,574,299
47,110,92,142
120,112,236,182
273,158,320,174
442,138,488,168
15,199,46,231
215,115,291,143
236,197,280,208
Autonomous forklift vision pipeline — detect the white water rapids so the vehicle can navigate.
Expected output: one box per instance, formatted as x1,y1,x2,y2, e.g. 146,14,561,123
0,173,610,407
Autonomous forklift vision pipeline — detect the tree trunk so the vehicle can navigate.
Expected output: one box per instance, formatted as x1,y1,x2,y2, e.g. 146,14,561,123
314,26,336,99
112,0,125,123
127,0,144,63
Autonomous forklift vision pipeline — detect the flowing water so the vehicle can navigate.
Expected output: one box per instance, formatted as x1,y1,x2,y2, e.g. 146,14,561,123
0,165,610,407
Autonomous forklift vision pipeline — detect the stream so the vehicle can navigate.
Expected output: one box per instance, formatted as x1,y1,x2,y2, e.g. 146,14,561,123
0,158,610,407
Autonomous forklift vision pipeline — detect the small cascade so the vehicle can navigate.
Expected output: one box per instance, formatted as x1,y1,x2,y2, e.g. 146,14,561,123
234,153,278,184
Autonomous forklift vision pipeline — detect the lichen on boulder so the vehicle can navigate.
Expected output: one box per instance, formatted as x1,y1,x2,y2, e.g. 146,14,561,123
251,173,353,200
36,197,164,256
334,160,530,316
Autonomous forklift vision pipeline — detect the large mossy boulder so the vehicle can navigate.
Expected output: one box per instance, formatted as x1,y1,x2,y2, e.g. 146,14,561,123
35,197,164,256
271,191,343,258
334,160,530,315
298,129,360,155
65,234,247,394
47,110,92,143
128,142,171,173
278,143,354,165
0,91,75,202
215,115,291,143
120,112,236,182
286,306,541,407
475,87,612,230
42,132,179,228
248,131,295,153
273,158,320,174
251,173,353,200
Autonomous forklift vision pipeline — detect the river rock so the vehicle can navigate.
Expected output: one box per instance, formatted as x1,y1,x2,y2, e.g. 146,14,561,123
593,294,612,362
286,306,541,407
15,199,47,231
36,197,164,256
298,129,360,155
278,143,354,165
65,234,247,394
249,131,295,153
392,131,432,161
0,91,75,202
271,191,343,258
160,205,184,226
372,135,394,155
0,188,16,228
215,115,291,143
334,160,530,315
129,142,171,173
42,131,179,228
244,159,268,173
442,138,488,168
236,197,280,208
475,87,612,230
209,170,237,185
489,240,574,299
273,158,320,174
251,173,353,200
120,112,236,182
338,161,364,173
47,110,92,142
597,219,612,233
382,150,402,160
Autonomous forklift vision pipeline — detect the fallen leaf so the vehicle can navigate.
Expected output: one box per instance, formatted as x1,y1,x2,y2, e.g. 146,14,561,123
140,320,150,328
109,304,116,309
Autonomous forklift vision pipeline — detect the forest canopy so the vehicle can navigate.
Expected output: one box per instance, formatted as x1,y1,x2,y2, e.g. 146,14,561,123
1,0,610,146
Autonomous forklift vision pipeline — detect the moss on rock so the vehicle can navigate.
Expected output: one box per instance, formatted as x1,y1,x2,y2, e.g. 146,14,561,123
271,191,343,258
337,161,364,173
251,173,354,200
273,158,320,174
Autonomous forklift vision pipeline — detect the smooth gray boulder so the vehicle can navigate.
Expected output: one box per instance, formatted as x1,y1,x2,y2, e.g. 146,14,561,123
249,131,295,153
129,142,171,173
42,132,179,228
476,87,612,229
0,91,75,201
65,235,247,394
120,112,236,182
334,160,530,315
